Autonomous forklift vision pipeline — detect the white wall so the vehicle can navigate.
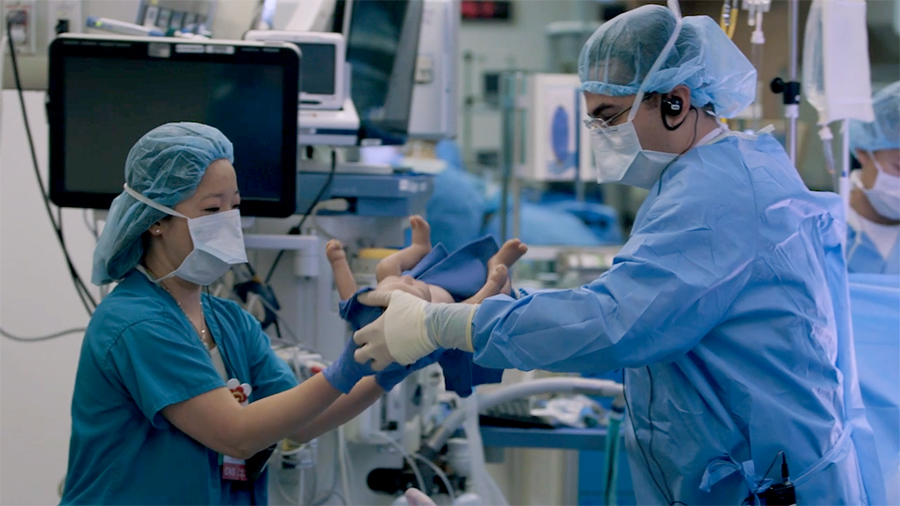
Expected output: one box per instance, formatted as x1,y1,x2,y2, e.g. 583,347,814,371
0,91,99,504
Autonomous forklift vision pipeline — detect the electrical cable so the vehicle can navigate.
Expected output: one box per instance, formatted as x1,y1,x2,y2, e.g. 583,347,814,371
6,23,97,316
82,209,99,239
623,369,674,505
59,213,98,316
645,368,675,499
1,326,87,342
254,293,301,343
272,319,283,340
342,434,355,499
375,432,426,493
308,198,350,240
306,453,319,505
414,453,456,501
1,33,6,138
338,425,354,505
272,457,297,506
265,149,338,284
329,491,347,505
325,429,342,504
311,430,344,506
754,451,786,494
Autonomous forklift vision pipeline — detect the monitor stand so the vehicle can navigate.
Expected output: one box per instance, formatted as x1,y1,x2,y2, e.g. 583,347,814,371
300,160,394,175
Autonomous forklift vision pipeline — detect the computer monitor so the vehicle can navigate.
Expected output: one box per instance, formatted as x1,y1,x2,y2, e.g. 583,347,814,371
46,34,300,217
340,0,424,145
244,30,346,110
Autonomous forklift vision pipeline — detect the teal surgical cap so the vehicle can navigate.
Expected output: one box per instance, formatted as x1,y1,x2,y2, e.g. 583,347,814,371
91,122,234,285
850,81,900,153
578,4,757,119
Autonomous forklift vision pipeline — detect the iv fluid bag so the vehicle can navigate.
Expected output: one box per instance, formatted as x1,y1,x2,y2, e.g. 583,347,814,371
802,0,874,125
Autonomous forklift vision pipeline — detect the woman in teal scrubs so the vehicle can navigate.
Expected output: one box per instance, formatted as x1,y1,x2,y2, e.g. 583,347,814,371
61,123,419,505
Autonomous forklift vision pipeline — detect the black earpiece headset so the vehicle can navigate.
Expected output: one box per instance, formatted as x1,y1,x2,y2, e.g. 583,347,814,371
660,95,690,131
661,96,683,116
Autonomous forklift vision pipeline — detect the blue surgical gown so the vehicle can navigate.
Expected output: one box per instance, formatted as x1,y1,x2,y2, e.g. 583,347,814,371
61,270,298,505
850,273,900,505
471,134,885,505
847,224,900,275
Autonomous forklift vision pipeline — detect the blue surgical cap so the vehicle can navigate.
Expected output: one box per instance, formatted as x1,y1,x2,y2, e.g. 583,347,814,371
91,122,234,285
850,81,900,153
434,139,463,170
578,5,757,119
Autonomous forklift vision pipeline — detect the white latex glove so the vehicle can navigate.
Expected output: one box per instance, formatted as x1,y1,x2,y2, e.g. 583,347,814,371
353,290,476,370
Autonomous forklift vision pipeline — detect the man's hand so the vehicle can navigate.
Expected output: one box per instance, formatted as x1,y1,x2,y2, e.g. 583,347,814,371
353,290,435,370
354,290,480,371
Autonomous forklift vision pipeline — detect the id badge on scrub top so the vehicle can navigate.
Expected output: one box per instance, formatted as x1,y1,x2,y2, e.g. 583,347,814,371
221,379,252,481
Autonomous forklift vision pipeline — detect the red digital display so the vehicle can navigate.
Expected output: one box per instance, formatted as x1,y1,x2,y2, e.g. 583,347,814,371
461,1,512,21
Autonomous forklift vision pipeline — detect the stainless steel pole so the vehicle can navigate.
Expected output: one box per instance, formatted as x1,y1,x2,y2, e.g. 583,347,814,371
787,0,799,164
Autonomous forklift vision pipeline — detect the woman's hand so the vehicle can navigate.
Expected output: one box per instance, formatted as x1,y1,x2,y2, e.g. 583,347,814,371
322,336,376,393
374,348,445,391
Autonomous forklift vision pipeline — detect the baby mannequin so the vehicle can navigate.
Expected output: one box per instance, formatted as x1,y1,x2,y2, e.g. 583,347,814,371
326,215,527,305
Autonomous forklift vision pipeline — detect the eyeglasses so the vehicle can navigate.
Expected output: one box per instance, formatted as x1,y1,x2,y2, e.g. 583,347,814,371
583,93,657,130
583,106,633,131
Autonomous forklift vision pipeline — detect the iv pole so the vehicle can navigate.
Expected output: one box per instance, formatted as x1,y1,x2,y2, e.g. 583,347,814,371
770,0,801,165
787,0,799,164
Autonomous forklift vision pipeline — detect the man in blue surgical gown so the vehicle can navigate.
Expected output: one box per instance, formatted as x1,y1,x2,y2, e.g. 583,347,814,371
846,82,900,274
352,3,885,505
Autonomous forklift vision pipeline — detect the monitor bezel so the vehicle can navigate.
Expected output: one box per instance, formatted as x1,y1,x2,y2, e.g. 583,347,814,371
47,34,300,218
341,0,424,146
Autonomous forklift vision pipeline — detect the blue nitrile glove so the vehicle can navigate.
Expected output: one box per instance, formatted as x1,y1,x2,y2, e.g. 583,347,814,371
375,348,446,391
323,338,376,394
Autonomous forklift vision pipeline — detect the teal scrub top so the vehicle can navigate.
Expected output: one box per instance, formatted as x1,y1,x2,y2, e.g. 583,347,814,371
61,270,298,505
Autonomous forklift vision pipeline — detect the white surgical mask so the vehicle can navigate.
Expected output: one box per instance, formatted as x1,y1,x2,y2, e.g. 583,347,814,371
853,157,900,220
589,120,678,189
124,184,248,285
587,11,683,190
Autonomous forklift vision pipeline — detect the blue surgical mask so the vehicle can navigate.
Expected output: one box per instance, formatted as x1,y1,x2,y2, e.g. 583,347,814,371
124,184,248,285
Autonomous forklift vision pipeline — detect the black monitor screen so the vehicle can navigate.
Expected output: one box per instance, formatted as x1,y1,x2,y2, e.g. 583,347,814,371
297,43,336,95
344,0,423,144
48,37,300,217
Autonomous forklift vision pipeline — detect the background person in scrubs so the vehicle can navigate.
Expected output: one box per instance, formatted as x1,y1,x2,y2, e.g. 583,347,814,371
846,81,900,274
